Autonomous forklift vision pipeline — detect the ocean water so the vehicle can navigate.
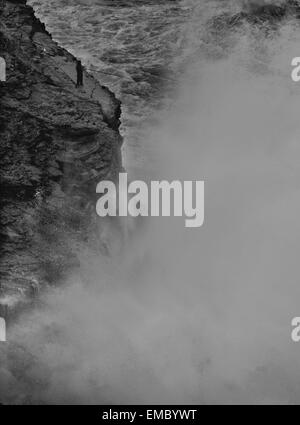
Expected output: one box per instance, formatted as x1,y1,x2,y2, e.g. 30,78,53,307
2,0,300,404
27,0,300,172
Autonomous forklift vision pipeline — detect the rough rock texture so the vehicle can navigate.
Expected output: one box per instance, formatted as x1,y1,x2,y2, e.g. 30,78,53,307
209,0,300,33
0,0,123,305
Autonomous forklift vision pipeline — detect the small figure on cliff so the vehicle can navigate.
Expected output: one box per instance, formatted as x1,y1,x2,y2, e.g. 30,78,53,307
76,59,83,87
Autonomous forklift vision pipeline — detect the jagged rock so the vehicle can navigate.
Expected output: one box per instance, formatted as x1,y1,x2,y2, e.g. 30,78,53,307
0,0,123,303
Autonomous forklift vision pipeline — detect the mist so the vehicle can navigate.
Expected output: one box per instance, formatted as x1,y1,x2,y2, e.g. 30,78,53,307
2,0,300,404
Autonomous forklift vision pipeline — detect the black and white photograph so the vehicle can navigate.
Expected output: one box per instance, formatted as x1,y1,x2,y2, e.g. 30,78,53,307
1,0,300,408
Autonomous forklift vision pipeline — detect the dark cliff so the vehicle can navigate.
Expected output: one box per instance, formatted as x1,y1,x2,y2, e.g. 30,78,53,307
0,0,123,305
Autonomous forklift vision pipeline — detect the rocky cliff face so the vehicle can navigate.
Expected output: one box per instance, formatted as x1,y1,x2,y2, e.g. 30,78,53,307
0,0,123,307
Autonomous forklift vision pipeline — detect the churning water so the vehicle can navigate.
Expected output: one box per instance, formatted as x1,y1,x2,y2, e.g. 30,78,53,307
2,0,300,404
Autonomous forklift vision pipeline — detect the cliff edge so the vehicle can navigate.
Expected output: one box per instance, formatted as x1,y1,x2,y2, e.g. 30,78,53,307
0,0,123,305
